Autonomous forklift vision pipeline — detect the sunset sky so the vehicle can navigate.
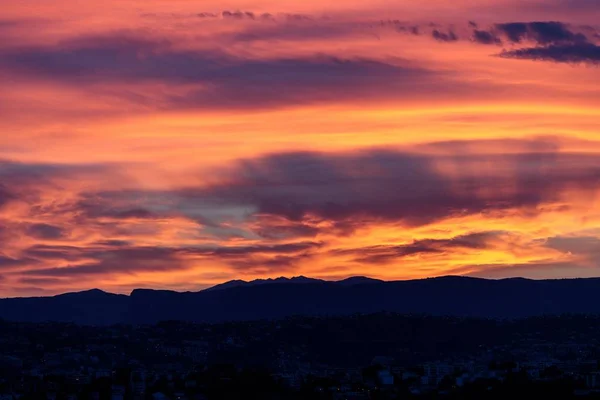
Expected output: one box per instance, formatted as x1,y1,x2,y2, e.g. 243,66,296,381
1,0,600,296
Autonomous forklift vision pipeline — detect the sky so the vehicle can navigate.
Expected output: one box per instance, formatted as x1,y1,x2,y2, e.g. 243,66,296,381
1,0,600,296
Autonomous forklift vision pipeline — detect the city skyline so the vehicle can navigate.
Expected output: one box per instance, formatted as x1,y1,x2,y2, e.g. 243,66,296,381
1,1,600,296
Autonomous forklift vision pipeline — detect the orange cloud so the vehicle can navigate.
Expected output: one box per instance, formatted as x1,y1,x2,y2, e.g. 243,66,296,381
0,0,599,296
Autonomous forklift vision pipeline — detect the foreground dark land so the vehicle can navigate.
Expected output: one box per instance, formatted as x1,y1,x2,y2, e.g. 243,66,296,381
2,314,600,399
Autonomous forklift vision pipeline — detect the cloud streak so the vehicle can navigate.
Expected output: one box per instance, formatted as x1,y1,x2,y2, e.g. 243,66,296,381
500,42,600,64
331,232,502,264
0,34,446,110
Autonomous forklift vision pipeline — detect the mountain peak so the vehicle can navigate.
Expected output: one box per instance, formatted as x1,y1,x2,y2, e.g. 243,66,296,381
205,276,323,291
57,288,112,298
336,276,383,286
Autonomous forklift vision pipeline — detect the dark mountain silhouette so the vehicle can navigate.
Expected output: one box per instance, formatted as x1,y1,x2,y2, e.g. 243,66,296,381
204,276,323,291
336,276,384,286
0,289,129,325
3,276,600,325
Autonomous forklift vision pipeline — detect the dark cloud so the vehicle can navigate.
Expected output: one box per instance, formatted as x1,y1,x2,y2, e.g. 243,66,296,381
7,139,600,252
332,232,501,264
24,245,84,262
0,160,80,185
25,223,67,240
76,201,158,220
164,56,437,110
59,191,165,222
221,10,259,20
545,236,600,256
472,30,502,45
496,21,588,44
22,242,321,277
196,12,218,18
499,43,600,64
22,263,165,277
0,34,451,110
19,277,66,286
392,20,598,62
181,143,600,231
0,159,113,207
0,254,38,269
92,240,133,247
496,22,529,43
0,184,14,208
463,260,591,279
226,22,367,43
141,10,311,22
432,29,458,42
249,216,322,239
390,19,594,50
22,247,186,277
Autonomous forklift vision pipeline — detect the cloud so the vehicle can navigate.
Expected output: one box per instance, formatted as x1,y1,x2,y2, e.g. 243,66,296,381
490,21,600,64
0,254,38,269
0,18,53,42
331,231,502,264
228,253,315,273
455,261,578,278
391,20,600,67
0,159,114,206
24,245,85,262
5,138,600,281
499,42,600,64
25,223,67,240
386,20,596,49
0,184,14,209
21,242,322,277
0,35,390,85
75,198,159,220
3,22,593,115
93,240,133,247
224,22,367,43
181,141,600,231
164,56,440,110
495,21,588,44
472,30,502,45
184,242,322,258
221,10,261,20
432,29,458,42
0,33,452,110
545,235,600,257
19,277,66,286
22,246,186,277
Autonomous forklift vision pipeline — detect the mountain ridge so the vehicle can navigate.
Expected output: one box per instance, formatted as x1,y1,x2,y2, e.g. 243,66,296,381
3,275,600,325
